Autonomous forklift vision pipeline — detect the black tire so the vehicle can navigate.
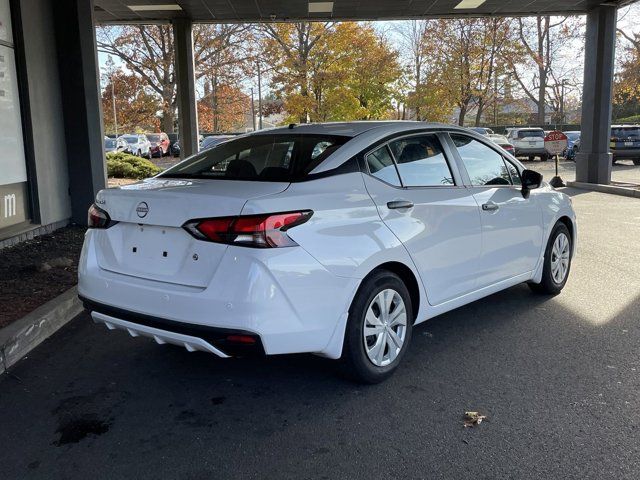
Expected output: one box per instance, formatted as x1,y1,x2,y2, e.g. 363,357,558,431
541,154,549,162
341,270,413,384
528,222,572,295
528,155,534,162
136,150,141,157
633,159,640,166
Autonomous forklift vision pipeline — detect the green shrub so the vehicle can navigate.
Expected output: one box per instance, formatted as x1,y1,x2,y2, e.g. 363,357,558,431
614,114,640,124
106,152,162,179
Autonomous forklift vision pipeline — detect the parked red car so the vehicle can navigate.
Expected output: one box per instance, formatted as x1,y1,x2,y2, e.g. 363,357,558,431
147,132,170,158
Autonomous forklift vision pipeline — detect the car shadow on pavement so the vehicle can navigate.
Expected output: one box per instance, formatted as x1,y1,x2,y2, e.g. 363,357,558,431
2,286,640,480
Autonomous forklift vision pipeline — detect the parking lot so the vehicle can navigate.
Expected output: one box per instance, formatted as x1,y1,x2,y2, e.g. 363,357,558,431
1,186,639,479
529,157,640,186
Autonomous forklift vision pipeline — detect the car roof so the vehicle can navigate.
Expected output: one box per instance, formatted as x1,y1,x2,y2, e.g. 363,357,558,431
251,121,454,138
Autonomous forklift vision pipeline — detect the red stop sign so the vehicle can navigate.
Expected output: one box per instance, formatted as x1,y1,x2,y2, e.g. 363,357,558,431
544,130,568,155
544,131,568,142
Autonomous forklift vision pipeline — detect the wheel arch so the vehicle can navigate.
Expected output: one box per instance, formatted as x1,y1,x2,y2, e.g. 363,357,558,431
367,261,421,322
557,215,576,255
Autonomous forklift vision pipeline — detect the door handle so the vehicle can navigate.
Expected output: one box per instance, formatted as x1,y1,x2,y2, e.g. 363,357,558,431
482,202,499,212
387,200,414,210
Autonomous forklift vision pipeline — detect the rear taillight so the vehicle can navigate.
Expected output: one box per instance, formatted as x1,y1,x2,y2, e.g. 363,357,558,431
88,204,116,229
183,211,313,248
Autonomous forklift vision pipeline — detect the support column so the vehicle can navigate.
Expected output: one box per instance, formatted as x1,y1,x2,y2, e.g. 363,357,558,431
575,5,617,184
173,19,198,158
53,0,106,224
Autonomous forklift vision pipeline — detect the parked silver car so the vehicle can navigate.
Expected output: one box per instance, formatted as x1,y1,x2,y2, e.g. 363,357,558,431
119,134,152,159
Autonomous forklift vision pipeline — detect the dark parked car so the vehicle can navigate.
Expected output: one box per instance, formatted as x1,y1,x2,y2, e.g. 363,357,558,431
147,132,171,158
172,140,180,157
200,135,234,151
610,125,640,165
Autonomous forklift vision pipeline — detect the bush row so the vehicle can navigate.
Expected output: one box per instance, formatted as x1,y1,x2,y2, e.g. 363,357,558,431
106,152,162,179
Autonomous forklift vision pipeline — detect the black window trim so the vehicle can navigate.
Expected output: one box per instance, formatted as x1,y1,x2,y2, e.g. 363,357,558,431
362,131,462,190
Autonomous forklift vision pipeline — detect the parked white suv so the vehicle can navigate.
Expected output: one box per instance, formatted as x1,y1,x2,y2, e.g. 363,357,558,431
507,127,548,161
79,122,576,383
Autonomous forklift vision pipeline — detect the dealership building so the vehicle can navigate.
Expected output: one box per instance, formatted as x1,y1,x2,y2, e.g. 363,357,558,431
0,0,631,246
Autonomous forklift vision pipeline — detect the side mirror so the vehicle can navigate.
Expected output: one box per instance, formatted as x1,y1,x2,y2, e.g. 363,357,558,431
521,169,542,197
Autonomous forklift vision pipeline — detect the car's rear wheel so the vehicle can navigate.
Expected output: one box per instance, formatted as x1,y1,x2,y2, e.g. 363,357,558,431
341,270,413,384
633,159,640,166
528,222,572,295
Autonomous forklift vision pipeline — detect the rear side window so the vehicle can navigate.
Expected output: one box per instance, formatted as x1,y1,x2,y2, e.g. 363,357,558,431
160,134,348,182
451,134,512,186
366,146,401,186
388,135,454,187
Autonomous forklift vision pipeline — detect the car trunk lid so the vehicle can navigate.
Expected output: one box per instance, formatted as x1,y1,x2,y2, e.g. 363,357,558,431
93,178,289,287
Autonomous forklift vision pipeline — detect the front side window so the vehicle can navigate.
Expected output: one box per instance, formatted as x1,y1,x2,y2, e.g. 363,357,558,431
451,134,512,187
366,145,401,186
504,161,521,186
388,135,454,187
160,134,347,182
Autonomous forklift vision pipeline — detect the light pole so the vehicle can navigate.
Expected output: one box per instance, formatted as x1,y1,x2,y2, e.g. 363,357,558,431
111,74,118,137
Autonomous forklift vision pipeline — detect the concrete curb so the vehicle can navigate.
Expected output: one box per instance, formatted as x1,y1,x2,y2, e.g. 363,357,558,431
566,181,640,198
0,287,82,375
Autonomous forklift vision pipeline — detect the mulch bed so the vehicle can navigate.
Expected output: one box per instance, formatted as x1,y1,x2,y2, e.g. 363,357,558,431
0,226,86,329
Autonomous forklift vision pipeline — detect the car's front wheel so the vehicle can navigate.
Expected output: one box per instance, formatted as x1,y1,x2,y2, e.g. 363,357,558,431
341,270,413,383
529,222,572,295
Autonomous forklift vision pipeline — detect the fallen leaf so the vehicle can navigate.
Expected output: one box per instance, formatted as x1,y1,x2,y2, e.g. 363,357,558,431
463,411,487,428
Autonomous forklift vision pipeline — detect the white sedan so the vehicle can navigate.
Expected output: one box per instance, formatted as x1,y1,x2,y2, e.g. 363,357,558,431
79,122,576,383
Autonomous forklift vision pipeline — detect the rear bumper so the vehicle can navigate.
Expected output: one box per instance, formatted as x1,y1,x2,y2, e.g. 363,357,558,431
514,147,546,156
612,148,640,159
82,298,264,357
78,230,358,358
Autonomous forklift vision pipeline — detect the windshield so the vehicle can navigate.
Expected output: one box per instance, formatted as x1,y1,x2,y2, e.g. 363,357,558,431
147,134,161,142
611,127,640,140
160,134,348,182
123,136,138,143
105,139,116,148
517,130,544,139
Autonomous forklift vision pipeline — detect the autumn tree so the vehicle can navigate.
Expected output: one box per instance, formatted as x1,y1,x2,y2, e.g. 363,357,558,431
613,17,640,120
259,22,333,123
262,22,401,122
198,84,249,133
97,23,252,133
101,58,161,134
97,25,176,132
507,16,583,124
393,20,452,122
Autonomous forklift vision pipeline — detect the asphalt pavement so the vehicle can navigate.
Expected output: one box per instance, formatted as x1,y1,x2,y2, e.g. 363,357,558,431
1,188,640,480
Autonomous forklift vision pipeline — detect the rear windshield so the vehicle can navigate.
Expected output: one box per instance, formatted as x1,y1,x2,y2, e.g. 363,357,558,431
611,127,640,139
160,134,348,182
517,130,544,139
566,132,580,141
